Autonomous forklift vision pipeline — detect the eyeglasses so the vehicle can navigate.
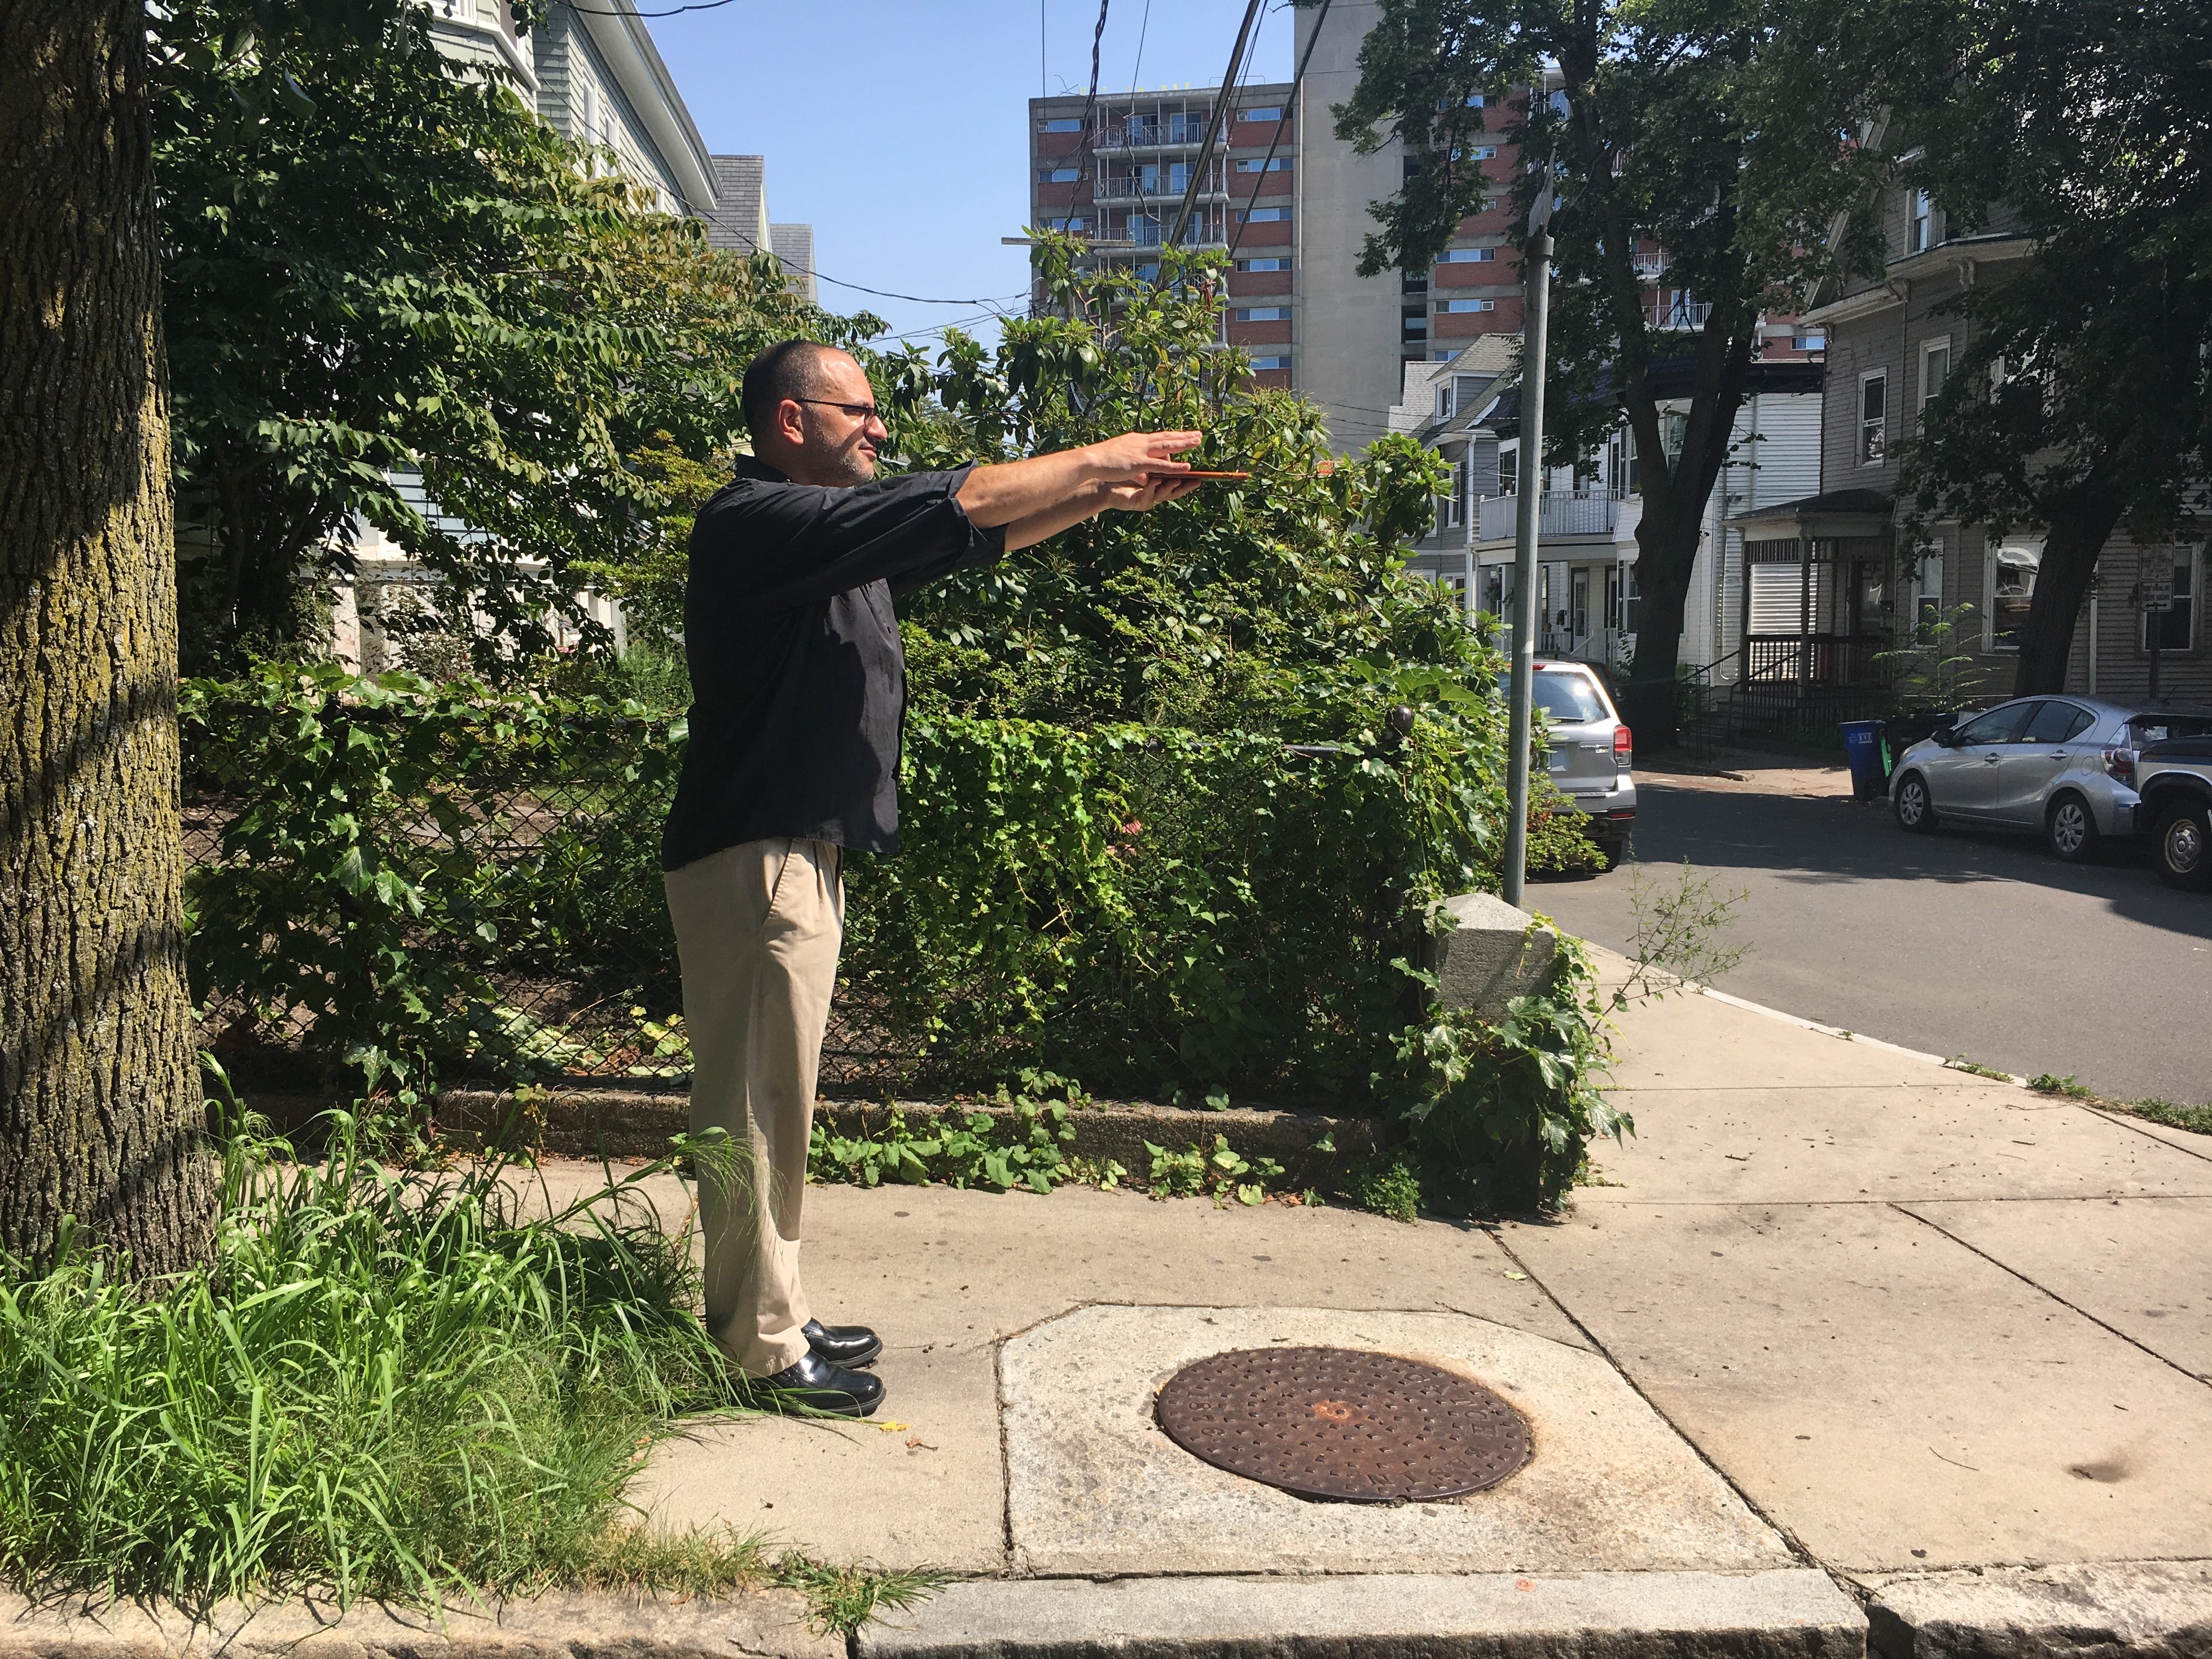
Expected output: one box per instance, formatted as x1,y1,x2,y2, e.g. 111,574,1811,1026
795,397,884,424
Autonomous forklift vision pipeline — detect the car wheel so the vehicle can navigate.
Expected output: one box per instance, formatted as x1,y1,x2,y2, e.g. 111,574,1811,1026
1893,772,1937,834
2045,793,2101,863
2154,801,2212,891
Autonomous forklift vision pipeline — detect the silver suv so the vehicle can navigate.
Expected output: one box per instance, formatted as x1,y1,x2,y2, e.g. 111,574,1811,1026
1888,695,2212,862
1501,659,1637,860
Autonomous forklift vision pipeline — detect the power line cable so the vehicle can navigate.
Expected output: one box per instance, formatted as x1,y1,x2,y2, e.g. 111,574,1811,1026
692,200,1028,308
1126,0,1152,92
1168,0,1265,249
1225,0,1329,260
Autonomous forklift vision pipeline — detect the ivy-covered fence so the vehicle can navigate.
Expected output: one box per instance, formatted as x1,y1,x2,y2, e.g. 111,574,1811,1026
184,663,1470,1098
182,663,1618,1205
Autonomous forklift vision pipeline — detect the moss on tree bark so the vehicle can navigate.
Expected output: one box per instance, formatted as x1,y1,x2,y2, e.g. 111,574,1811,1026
0,0,217,1273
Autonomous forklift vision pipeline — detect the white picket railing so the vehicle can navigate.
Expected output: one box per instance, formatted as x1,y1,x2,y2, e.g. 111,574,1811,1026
1475,492,1619,541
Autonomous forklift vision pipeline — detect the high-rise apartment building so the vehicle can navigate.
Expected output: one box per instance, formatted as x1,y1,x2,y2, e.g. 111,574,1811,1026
1023,2,1528,444
1025,1,1813,454
1028,82,1300,388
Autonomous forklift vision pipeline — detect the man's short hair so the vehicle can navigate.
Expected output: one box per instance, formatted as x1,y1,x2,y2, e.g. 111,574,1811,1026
742,340,845,443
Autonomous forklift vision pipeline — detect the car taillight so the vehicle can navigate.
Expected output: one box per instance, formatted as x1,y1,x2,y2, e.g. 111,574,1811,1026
2105,747,2135,784
1614,725,1633,766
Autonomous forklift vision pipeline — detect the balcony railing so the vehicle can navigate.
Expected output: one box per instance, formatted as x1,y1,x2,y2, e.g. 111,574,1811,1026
1651,296,1713,330
1116,217,1227,248
1091,117,1213,151
1094,170,1227,203
1475,490,1619,541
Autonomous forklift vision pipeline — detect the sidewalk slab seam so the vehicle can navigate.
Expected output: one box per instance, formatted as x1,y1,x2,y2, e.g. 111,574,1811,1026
1891,1203,2212,1389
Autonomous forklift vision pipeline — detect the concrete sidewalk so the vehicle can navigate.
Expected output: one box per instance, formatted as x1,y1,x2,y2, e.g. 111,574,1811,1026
567,960,2211,1654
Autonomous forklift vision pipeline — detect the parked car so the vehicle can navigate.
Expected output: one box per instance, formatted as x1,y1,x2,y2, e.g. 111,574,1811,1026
1500,659,1637,861
1888,695,2212,862
2136,736,2212,890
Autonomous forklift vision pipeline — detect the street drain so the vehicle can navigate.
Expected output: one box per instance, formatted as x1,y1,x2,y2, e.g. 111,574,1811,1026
1154,1345,1532,1503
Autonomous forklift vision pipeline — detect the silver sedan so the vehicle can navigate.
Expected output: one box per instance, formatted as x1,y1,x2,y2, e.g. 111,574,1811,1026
1888,695,2212,861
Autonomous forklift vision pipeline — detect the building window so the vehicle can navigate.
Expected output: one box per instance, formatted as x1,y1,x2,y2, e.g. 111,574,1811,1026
1908,189,1935,254
1455,145,1499,160
1402,268,1429,295
1235,256,1290,272
1234,157,1290,173
1234,307,1290,321
1438,298,1497,313
1240,106,1283,122
1402,309,1430,342
1498,447,1517,495
1240,207,1290,223
1859,372,1887,465
1038,216,1087,233
1439,247,1497,262
1436,384,1454,420
1989,538,2041,651
1794,329,1826,351
2143,550,2199,653
1039,117,1084,133
1037,167,1080,183
1248,354,1290,370
1920,336,1951,410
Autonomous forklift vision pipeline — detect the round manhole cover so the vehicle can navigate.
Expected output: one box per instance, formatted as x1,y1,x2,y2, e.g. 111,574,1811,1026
1154,1345,1531,1503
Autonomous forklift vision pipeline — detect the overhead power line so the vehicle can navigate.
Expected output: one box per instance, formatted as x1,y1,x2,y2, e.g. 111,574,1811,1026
1167,0,1265,249
1226,0,1330,259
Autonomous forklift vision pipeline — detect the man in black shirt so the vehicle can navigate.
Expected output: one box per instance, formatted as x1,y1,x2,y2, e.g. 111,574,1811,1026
663,340,1200,1415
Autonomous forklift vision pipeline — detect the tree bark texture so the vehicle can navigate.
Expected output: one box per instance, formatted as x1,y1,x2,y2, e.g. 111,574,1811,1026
0,0,217,1272
2013,477,2123,698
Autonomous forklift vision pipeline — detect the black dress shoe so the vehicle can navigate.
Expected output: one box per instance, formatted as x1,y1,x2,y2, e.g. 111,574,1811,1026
804,1318,882,1369
755,1350,884,1418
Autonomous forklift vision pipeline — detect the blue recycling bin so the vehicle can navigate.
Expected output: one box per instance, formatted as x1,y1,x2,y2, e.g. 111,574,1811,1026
1840,719,1886,798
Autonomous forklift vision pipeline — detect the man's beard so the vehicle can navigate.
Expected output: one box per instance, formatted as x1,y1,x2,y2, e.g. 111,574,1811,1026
811,442,876,488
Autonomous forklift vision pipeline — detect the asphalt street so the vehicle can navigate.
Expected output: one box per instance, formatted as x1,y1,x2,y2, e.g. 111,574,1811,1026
1531,754,2212,1106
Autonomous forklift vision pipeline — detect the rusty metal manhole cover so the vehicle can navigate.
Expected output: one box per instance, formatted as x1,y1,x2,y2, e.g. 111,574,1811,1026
1154,1346,1531,1503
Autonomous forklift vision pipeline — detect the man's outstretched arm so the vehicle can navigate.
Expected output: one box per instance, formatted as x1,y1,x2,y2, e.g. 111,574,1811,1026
954,430,1203,529
999,472,1206,551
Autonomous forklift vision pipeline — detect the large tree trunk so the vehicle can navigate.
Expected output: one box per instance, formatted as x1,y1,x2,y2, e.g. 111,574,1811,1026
1620,497,1706,748
2013,476,2124,697
0,0,217,1273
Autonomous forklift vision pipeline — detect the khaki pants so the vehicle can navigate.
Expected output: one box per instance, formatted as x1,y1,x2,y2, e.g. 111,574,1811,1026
663,837,844,1376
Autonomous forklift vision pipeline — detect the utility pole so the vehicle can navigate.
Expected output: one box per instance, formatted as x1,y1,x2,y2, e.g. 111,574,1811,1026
1502,170,1554,908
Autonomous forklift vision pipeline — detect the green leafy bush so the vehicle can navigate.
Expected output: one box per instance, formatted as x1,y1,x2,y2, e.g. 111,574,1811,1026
0,1110,742,1605
1387,938,1629,1211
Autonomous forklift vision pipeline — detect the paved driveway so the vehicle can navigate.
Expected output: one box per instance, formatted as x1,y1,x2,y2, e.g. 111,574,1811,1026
1530,755,2212,1105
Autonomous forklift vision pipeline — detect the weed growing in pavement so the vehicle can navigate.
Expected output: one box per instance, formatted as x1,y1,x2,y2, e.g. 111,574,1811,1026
771,1555,953,1636
1618,859,1750,1002
1143,1136,1288,1205
2029,1073,2095,1098
1945,1056,2014,1081
1351,1152,1423,1222
2128,1098,2212,1135
807,1071,1098,1194
0,1094,761,1610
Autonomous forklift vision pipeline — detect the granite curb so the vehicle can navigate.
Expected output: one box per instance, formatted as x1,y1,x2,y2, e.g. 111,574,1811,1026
854,1568,1867,1659
1855,1561,2212,1659
0,1589,836,1659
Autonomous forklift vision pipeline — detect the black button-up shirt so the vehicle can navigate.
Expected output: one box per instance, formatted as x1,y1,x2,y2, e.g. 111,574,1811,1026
661,456,1006,872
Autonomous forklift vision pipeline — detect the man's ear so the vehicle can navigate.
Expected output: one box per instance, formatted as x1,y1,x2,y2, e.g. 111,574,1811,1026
776,398,807,446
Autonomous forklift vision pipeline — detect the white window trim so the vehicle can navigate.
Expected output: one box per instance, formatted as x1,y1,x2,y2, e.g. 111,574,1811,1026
1919,334,1953,411
2142,546,2202,655
1986,534,2043,653
1858,369,1888,467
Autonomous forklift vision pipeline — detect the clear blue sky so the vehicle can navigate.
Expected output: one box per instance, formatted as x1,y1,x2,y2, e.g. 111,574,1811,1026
644,0,1296,347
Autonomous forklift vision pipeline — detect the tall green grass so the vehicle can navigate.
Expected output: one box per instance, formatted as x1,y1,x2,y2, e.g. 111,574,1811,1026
0,1110,751,1607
